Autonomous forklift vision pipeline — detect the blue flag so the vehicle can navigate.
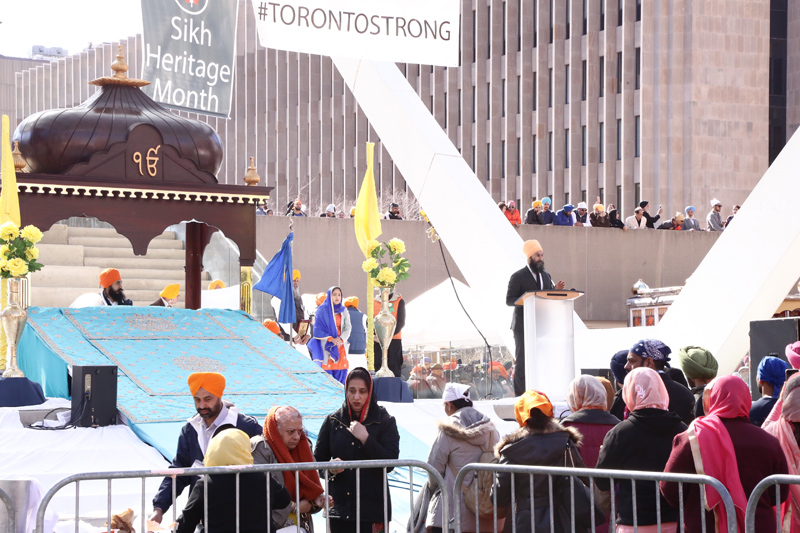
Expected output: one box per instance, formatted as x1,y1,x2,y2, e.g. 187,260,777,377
253,232,296,324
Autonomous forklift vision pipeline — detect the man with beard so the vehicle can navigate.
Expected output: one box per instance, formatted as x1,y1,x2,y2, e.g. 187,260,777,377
149,372,261,525
70,268,133,307
506,240,565,395
291,270,311,345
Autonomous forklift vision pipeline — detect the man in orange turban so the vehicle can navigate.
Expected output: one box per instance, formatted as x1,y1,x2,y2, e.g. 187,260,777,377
506,240,566,395
149,372,262,525
69,267,133,308
151,284,180,307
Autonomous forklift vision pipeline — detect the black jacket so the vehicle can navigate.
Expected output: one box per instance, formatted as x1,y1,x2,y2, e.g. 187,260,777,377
524,208,542,225
506,266,554,334
642,211,660,229
153,412,263,512
493,419,590,533
595,408,687,526
313,400,400,522
176,472,290,533
660,371,696,424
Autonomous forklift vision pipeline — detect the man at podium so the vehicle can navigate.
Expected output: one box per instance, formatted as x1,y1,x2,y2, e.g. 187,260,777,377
506,240,565,395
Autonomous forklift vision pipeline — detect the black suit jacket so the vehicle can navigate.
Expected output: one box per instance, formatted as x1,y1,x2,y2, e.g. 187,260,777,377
150,298,166,307
506,265,554,334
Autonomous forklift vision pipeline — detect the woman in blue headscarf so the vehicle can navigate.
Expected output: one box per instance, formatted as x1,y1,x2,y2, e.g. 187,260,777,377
751,356,791,426
309,286,351,384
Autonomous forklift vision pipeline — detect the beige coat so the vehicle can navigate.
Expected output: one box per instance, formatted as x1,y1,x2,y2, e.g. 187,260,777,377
250,436,293,527
425,406,502,532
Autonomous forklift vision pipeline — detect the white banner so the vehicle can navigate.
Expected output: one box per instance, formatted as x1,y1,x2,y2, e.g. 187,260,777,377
251,0,460,67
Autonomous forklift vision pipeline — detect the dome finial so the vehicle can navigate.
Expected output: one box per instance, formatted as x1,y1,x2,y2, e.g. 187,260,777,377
111,45,129,79
243,157,261,186
89,44,150,88
12,141,26,171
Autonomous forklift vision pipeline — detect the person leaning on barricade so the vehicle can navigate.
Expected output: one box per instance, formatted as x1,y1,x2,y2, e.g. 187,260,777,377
595,367,686,532
175,428,291,533
150,372,262,524
313,368,400,533
492,390,602,533
251,406,333,533
662,375,789,532
423,383,501,533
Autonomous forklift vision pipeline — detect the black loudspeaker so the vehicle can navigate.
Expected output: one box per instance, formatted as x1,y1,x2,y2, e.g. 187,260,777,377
581,368,617,389
71,365,118,427
749,318,800,400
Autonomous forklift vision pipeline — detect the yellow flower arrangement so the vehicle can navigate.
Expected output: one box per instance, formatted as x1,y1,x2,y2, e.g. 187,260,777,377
0,223,44,279
362,237,410,289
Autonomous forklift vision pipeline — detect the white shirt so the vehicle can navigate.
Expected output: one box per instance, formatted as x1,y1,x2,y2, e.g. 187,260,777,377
187,402,239,459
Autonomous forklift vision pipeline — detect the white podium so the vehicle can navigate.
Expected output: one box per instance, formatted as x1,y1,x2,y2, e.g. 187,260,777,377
515,290,584,401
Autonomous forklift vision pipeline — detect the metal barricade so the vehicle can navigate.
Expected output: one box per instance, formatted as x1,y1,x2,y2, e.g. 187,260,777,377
0,487,16,533
34,459,446,533
453,463,737,533
745,474,800,532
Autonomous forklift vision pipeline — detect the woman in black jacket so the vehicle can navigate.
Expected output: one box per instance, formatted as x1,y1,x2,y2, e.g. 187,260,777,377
176,429,291,533
314,367,401,533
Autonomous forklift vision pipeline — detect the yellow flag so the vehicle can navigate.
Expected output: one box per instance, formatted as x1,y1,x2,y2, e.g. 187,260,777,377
0,115,21,226
354,142,382,257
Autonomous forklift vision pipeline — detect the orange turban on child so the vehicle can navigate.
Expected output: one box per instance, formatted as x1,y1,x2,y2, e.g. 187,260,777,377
263,319,281,337
188,372,226,398
208,280,225,290
315,292,326,306
514,390,553,426
522,240,543,259
160,284,180,299
99,268,121,288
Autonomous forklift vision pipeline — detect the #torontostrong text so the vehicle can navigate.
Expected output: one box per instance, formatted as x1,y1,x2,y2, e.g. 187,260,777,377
257,1,452,41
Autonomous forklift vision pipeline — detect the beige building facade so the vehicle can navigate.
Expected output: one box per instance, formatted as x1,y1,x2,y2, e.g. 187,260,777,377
6,0,781,221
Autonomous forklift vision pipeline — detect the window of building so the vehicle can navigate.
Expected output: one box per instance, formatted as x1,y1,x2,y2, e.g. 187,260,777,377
635,115,641,157
533,135,537,173
487,82,491,111
635,47,641,90
582,0,587,35
549,68,553,107
472,87,476,123
503,1,507,55
636,0,642,22
581,189,587,202
472,11,477,62
566,0,571,39
458,89,462,126
517,138,521,176
487,143,491,180
600,0,605,31
599,56,605,97
502,140,506,179
533,0,538,47
581,126,587,165
565,192,570,206
617,51,623,94
634,183,641,207
565,129,570,168
517,76,521,113
581,60,587,101
565,64,570,104
517,0,522,51
444,91,448,128
599,122,604,163
472,145,476,170
616,186,622,211
548,132,553,171
616,119,622,160
488,6,492,59
549,0,554,43
618,0,623,26
599,187,604,203
502,79,506,117
533,72,537,110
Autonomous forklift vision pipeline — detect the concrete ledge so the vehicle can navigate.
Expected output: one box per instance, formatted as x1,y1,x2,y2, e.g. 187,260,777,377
31,265,100,289
84,257,186,269
38,244,84,266
40,224,69,245
83,247,186,260
67,237,184,250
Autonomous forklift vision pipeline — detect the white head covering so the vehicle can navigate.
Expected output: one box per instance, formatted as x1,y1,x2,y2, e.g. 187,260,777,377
710,198,721,207
326,204,336,213
442,383,471,403
576,201,588,210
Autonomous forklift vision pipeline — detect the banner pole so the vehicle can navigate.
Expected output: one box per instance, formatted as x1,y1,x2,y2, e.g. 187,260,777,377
366,276,374,371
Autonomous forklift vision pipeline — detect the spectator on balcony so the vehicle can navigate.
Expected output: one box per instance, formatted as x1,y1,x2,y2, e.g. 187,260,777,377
554,204,575,226
524,200,543,225
707,198,724,231
504,201,522,226
640,201,662,229
724,205,740,228
624,208,647,230
574,202,589,226
288,199,307,217
540,197,556,225
320,204,336,217
682,206,700,231
590,203,610,227
385,203,403,220
657,212,685,230
349,207,356,218
607,205,626,230
662,375,789,532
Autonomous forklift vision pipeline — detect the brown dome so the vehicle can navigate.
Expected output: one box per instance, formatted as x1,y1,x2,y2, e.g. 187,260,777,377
14,52,223,177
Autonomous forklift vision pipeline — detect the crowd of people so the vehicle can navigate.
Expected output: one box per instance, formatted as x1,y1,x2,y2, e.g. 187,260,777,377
148,337,800,533
503,197,741,232
257,198,405,221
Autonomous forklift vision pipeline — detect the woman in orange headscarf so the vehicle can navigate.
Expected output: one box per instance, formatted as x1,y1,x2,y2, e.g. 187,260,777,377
252,406,331,532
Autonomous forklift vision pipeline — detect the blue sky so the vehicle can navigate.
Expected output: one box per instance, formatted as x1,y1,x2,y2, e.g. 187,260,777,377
0,0,143,58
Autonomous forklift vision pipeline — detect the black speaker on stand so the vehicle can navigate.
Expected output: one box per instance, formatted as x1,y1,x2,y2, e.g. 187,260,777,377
70,365,118,427
749,317,800,400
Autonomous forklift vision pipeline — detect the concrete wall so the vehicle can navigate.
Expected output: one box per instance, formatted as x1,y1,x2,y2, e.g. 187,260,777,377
255,217,718,322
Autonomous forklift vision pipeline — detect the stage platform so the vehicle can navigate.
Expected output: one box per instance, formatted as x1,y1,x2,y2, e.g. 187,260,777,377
18,307,344,458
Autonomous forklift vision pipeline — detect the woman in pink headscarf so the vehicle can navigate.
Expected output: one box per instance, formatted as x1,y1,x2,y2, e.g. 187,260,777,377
661,375,788,532
763,373,800,531
562,375,620,468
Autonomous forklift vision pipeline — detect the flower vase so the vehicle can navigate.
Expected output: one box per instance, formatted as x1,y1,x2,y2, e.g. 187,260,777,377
2,277,28,378
374,287,397,378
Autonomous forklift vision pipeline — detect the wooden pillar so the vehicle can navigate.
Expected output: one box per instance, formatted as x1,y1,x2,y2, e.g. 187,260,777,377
184,222,215,310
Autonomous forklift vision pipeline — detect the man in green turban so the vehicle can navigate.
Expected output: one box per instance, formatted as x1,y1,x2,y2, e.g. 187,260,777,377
677,346,718,417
